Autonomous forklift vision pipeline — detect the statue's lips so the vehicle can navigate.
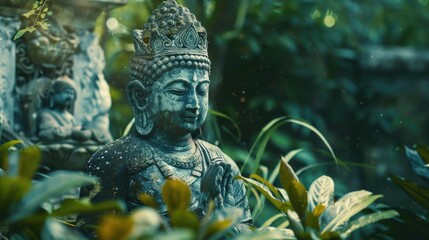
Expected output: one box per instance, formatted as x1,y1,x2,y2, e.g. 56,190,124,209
181,114,199,121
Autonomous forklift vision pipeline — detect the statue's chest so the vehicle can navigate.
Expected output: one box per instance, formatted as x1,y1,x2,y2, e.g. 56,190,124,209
128,164,203,213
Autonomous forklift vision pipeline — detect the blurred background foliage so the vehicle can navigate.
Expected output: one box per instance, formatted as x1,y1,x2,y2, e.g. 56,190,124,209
97,0,429,237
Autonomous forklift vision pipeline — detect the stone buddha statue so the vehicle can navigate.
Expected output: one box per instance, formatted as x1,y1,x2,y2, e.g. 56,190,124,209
38,76,92,142
79,0,252,234
38,76,112,144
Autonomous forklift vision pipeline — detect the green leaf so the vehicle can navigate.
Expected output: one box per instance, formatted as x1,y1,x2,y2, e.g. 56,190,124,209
139,193,158,209
170,210,199,231
341,210,399,236
208,109,242,140
242,116,338,173
260,213,287,227
18,146,41,179
52,199,125,216
288,180,308,221
0,140,23,172
305,205,326,231
286,209,304,234
43,7,49,13
98,215,133,240
47,10,53,16
250,173,282,200
22,10,36,18
321,192,382,233
162,179,191,212
7,171,97,223
237,175,291,213
40,13,46,19
0,177,31,217
37,21,50,30
308,175,334,212
391,175,429,210
13,29,28,40
279,158,299,192
416,145,429,164
122,118,135,137
202,219,233,239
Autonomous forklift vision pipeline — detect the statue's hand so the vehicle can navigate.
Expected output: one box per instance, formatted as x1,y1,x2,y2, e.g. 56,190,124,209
201,162,235,208
201,163,224,199
71,129,92,141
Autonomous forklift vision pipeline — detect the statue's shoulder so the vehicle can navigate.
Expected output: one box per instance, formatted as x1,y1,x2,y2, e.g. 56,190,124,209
86,133,154,174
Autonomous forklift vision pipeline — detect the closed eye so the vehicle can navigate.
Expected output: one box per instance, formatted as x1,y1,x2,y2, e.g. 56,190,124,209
168,89,187,95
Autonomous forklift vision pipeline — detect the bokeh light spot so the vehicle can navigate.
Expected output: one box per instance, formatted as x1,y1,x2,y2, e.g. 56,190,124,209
324,15,336,28
106,17,119,30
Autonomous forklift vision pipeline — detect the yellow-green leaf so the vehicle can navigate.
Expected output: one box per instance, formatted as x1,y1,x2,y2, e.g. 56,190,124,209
0,177,31,215
139,193,158,209
203,219,233,239
279,158,299,192
98,215,133,240
22,10,36,18
288,180,308,221
170,210,199,231
18,146,41,179
305,205,326,231
162,179,191,212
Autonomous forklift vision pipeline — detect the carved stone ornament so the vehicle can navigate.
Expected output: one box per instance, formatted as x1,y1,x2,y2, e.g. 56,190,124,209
78,0,253,237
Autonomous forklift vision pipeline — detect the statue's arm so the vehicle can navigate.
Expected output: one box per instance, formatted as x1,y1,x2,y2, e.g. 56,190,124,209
77,146,129,235
38,111,72,140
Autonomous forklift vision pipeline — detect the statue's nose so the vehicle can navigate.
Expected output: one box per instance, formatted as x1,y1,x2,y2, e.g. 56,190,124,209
185,92,200,113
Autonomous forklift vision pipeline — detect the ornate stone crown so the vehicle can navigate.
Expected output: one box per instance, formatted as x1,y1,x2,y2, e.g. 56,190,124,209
131,0,210,83
133,0,207,59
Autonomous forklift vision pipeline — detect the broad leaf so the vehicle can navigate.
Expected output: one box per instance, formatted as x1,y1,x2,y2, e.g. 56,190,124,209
288,180,308,221
286,209,304,234
162,179,191,212
279,158,299,192
308,175,334,212
260,213,287,227
0,140,23,169
18,146,41,179
237,176,291,213
8,171,97,223
321,192,382,233
139,193,158,209
98,215,133,240
52,199,125,216
170,209,199,231
391,175,429,210
341,210,399,236
416,145,429,164
305,205,326,231
0,177,31,217
250,173,282,199
405,146,429,182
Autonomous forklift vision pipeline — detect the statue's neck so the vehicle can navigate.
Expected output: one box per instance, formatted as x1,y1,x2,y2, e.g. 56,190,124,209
150,133,194,152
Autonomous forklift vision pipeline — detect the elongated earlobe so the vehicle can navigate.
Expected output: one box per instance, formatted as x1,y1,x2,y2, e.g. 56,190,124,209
127,80,153,135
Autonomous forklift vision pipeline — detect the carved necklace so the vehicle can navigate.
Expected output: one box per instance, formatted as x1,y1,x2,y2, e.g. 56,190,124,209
150,144,202,169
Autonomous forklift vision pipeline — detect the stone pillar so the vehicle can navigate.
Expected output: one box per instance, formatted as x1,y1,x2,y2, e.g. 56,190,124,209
0,16,20,125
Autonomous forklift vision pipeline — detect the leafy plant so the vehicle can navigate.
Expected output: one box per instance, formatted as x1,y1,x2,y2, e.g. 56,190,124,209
97,179,244,240
14,0,52,40
238,157,398,239
0,141,124,239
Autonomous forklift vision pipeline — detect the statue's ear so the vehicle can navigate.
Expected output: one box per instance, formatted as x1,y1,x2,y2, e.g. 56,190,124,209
127,80,148,111
127,80,153,135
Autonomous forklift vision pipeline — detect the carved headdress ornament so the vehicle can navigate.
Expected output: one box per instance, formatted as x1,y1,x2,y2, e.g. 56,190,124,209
130,0,211,84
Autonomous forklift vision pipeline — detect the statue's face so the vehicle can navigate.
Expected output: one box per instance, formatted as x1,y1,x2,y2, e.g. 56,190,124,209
149,67,210,136
52,87,75,109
